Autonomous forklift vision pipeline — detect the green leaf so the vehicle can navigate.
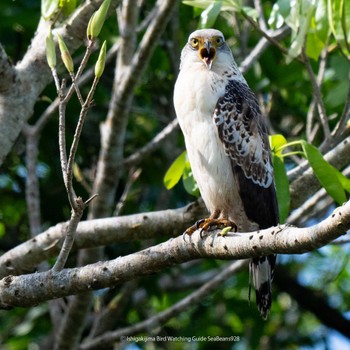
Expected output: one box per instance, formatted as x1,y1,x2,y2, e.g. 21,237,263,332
182,0,216,10
60,0,77,16
199,1,222,28
328,0,350,56
163,151,187,190
287,1,315,60
0,222,5,238
306,30,325,61
336,171,350,193
272,155,290,223
301,141,347,204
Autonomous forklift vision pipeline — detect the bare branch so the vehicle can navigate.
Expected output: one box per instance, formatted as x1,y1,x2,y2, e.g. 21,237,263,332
240,11,305,64
306,47,328,143
52,198,85,272
0,201,206,278
122,118,179,167
0,200,349,309
302,50,330,139
239,25,290,74
253,0,267,32
22,126,42,236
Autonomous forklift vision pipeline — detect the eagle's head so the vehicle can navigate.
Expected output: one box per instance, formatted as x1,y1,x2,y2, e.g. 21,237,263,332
181,29,233,71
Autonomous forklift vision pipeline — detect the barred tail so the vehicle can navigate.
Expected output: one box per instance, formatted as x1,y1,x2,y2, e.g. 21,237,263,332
249,254,277,319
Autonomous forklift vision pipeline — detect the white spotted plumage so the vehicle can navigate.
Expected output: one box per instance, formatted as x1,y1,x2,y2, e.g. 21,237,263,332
174,29,279,319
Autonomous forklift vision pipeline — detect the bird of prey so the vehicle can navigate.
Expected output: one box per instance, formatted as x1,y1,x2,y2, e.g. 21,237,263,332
173,29,279,319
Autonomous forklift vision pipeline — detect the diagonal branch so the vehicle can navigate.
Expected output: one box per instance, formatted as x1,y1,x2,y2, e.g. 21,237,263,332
0,200,349,309
0,201,206,279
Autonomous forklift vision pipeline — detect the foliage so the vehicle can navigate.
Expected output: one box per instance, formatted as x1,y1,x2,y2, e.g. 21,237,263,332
0,0,350,349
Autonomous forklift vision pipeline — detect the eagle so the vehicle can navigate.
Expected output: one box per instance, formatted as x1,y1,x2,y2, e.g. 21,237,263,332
173,29,279,319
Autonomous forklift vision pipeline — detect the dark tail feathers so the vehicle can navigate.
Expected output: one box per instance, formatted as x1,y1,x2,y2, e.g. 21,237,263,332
249,254,277,319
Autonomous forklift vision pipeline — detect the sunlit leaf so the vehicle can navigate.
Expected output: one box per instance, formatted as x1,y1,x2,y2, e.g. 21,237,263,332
269,134,288,157
163,151,187,189
306,31,325,61
182,0,241,12
182,162,200,197
41,0,60,19
287,1,315,60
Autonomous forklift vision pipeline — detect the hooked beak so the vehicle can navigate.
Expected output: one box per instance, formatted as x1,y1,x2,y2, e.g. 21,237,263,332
199,39,216,70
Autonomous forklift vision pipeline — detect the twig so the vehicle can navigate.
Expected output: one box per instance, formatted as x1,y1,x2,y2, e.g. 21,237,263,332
240,10,306,64
306,47,328,143
302,49,331,140
66,76,100,210
114,167,142,216
52,198,85,272
34,40,120,134
122,118,179,167
58,79,69,188
80,261,247,350
90,0,177,218
253,0,267,32
239,25,290,74
53,39,101,271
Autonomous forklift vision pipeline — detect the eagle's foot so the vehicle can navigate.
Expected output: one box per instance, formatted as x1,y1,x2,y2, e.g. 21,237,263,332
183,211,237,240
197,217,237,238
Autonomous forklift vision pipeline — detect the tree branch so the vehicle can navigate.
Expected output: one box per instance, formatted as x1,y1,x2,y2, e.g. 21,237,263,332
0,200,349,309
0,200,206,278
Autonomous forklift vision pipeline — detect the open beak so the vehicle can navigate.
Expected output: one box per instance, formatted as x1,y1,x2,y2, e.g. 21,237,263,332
199,39,216,70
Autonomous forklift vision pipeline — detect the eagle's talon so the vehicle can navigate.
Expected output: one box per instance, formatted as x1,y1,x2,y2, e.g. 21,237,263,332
195,218,205,230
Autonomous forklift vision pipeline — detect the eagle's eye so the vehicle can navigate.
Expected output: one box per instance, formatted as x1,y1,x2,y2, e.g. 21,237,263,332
190,38,199,48
215,36,224,46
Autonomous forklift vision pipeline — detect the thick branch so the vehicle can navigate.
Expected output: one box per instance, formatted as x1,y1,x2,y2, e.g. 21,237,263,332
0,201,349,309
0,201,206,278
0,0,121,165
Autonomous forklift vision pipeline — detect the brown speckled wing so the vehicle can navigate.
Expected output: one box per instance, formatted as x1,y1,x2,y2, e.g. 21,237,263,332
214,79,279,229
